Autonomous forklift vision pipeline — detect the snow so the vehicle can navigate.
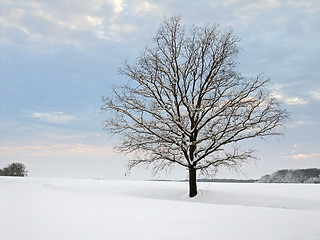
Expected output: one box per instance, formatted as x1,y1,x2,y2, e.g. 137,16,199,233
1,177,320,240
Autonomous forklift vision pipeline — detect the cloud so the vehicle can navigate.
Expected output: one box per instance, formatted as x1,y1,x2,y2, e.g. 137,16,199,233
133,1,162,15
2,0,318,52
310,90,320,101
0,143,115,157
271,92,308,106
0,0,114,46
0,0,171,47
284,97,308,106
31,112,76,124
287,120,317,128
284,146,320,161
108,23,137,40
206,0,282,26
292,152,320,160
232,0,281,24
211,0,319,27
108,0,125,13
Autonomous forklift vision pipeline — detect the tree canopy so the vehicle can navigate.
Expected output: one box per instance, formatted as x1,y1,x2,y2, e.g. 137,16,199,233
102,16,289,197
0,162,28,177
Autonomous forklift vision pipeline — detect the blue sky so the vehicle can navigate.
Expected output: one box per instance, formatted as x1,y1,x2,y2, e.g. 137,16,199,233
0,0,319,180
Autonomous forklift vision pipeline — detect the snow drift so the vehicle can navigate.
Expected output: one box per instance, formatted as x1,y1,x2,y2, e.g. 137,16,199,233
1,177,320,240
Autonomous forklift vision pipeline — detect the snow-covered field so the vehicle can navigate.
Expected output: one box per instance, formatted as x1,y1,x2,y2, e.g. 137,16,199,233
1,177,320,240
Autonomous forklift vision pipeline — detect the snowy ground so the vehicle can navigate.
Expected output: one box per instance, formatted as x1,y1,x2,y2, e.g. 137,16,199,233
1,177,320,240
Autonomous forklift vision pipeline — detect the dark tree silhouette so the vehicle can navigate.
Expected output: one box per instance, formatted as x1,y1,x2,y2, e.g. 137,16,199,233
1,163,28,177
102,16,289,197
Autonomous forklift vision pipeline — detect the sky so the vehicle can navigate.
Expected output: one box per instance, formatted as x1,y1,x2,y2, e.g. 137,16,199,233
0,0,319,180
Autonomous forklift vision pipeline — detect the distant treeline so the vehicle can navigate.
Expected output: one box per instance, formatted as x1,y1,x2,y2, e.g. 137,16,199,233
150,179,256,183
0,163,28,177
258,168,320,184
198,179,256,183
200,168,320,183
151,168,320,184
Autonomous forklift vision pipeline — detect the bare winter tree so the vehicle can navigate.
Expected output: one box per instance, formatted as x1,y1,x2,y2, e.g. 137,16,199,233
101,16,289,197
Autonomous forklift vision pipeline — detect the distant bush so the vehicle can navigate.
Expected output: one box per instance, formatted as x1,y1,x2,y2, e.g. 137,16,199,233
0,163,28,177
258,168,320,183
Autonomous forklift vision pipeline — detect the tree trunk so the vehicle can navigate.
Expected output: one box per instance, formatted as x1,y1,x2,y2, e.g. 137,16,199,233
189,167,197,197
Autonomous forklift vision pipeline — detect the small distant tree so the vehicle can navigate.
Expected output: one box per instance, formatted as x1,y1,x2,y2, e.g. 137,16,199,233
1,163,28,177
101,16,289,197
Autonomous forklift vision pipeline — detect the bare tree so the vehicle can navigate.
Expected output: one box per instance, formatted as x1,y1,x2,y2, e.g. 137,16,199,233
101,16,289,197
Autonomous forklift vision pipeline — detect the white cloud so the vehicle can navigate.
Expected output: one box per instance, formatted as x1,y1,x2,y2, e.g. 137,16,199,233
292,152,320,160
310,90,320,101
287,120,316,128
288,0,320,13
86,15,103,26
54,14,107,42
45,133,86,141
133,1,162,14
0,0,170,46
207,0,282,26
270,92,283,100
271,92,308,106
109,0,125,13
0,144,115,157
1,0,319,48
216,0,319,24
284,97,308,105
108,23,137,40
284,147,320,161
0,0,115,46
32,112,76,124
